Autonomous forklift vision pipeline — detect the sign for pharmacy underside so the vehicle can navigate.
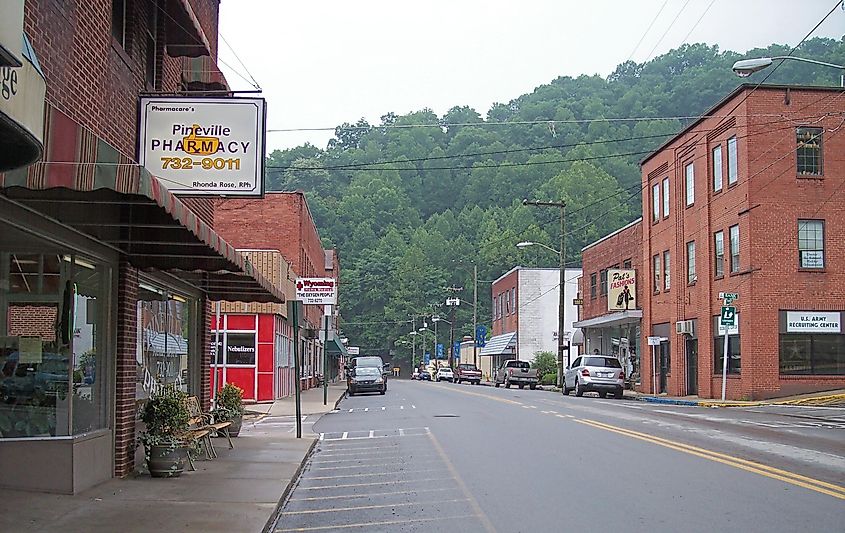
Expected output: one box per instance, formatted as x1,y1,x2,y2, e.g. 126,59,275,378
295,278,337,305
785,311,841,333
138,96,266,196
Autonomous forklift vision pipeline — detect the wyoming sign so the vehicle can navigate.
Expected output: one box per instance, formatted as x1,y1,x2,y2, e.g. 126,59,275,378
295,278,337,305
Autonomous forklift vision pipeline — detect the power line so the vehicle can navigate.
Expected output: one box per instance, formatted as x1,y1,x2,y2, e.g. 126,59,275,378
644,0,693,62
677,0,716,46
625,0,670,63
219,33,261,90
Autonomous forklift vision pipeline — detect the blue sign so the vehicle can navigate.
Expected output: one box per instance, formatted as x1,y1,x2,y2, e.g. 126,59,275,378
436,343,444,358
453,341,461,357
476,325,487,347
424,352,431,364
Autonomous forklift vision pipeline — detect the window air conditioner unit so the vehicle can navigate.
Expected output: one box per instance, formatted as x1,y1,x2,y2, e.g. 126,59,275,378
675,320,694,336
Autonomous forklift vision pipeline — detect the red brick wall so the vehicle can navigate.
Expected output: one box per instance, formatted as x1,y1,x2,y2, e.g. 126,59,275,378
214,192,328,326
492,269,519,336
114,259,139,477
580,220,643,321
7,305,57,341
641,86,845,399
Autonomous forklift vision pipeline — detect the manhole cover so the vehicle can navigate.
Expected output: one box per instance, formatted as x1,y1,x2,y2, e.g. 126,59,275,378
433,414,460,418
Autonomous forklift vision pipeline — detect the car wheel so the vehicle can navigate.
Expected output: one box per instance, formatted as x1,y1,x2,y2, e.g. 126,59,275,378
616,389,625,399
380,389,385,395
518,384,524,389
505,380,511,389
495,382,500,388
599,391,607,399
348,391,355,397
562,384,570,395
575,380,584,397
529,384,536,390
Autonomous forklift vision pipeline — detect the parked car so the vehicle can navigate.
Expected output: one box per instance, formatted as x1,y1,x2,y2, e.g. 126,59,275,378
494,360,539,389
348,355,388,391
347,366,386,396
562,355,624,398
418,370,431,381
435,367,454,382
454,363,481,385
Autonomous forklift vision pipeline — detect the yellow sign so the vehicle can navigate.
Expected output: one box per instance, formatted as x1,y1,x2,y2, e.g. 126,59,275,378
182,124,220,155
608,269,636,311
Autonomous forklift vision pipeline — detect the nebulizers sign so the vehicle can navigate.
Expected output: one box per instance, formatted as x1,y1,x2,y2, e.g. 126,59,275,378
295,278,338,305
607,269,636,311
138,97,266,196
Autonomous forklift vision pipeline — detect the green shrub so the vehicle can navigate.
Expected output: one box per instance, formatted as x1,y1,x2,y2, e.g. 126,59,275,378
541,372,557,386
215,382,245,421
138,386,190,448
531,351,557,377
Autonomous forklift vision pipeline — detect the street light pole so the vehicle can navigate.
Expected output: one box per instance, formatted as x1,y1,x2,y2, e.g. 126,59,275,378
473,264,478,367
522,199,567,387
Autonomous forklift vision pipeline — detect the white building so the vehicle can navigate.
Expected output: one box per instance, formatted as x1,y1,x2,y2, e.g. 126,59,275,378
481,267,582,379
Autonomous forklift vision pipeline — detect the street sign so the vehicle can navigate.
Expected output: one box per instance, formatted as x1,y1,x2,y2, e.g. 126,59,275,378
347,346,360,356
424,352,431,364
446,297,460,306
436,343,444,358
720,306,736,326
572,298,584,306
718,292,739,300
647,336,662,346
453,341,461,357
475,325,487,347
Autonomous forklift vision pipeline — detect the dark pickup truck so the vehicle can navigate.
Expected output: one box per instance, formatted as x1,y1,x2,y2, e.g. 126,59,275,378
454,363,482,385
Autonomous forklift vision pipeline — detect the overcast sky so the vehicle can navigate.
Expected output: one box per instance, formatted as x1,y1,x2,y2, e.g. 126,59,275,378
218,0,844,152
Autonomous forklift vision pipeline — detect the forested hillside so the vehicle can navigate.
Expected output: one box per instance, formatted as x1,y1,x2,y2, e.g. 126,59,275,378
265,39,845,358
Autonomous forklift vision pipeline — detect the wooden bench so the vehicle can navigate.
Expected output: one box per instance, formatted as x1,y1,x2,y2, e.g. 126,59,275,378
184,396,234,463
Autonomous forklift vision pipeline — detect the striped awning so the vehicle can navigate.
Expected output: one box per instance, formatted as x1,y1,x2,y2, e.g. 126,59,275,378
479,331,517,356
0,105,283,303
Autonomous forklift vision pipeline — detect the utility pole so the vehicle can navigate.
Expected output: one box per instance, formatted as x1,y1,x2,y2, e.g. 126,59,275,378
523,199,566,388
411,316,416,369
473,264,478,368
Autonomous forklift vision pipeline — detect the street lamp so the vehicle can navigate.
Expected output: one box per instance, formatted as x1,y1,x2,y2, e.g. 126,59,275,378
516,238,569,387
732,56,845,86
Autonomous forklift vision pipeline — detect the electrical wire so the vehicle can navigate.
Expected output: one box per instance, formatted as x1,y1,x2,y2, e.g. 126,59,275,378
643,0,693,62
219,33,261,90
625,0,670,63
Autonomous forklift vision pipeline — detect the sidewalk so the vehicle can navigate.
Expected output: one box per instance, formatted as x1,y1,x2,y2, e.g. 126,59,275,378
629,389,845,408
0,384,346,533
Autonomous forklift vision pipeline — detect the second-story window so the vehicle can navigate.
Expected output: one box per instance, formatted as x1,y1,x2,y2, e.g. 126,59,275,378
652,183,660,222
798,219,824,269
600,269,608,295
684,162,694,206
714,231,724,278
687,241,696,284
729,224,740,273
653,254,661,293
796,127,823,176
623,258,632,269
663,250,670,291
590,273,597,299
662,177,670,218
112,0,127,48
145,1,159,89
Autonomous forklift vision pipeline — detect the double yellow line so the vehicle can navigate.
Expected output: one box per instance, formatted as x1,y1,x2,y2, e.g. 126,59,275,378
577,418,845,500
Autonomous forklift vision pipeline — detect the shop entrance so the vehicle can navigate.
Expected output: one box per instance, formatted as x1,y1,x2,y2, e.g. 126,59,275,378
685,338,698,396
659,341,670,394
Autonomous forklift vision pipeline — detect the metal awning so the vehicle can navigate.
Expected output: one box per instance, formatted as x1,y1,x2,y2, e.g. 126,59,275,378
571,328,585,346
1,162,283,303
164,0,211,58
325,331,348,359
479,331,517,356
573,310,642,329
0,34,46,171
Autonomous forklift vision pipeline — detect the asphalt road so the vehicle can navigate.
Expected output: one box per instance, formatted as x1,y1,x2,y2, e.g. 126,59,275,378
273,380,845,532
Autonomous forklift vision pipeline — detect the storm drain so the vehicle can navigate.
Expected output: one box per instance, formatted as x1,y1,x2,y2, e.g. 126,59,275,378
433,414,460,418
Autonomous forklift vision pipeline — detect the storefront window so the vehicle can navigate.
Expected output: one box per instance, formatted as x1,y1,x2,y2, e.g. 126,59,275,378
779,311,844,375
1,253,110,438
136,284,194,401
713,314,740,374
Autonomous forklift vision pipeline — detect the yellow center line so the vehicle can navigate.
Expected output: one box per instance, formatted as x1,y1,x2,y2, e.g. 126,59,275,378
427,430,498,533
428,383,523,405
576,418,845,500
281,498,468,515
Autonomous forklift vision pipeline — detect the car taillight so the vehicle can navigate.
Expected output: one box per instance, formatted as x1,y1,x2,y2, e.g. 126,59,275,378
509,369,513,375
619,372,625,380
581,369,590,377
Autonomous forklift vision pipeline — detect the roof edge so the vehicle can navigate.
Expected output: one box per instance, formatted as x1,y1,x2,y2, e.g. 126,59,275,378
582,217,643,252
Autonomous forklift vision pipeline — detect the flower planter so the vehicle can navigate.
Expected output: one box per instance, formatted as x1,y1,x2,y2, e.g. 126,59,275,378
147,443,188,478
228,414,243,437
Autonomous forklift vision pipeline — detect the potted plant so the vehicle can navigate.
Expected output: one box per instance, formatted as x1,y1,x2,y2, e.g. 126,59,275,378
214,383,245,437
138,386,191,478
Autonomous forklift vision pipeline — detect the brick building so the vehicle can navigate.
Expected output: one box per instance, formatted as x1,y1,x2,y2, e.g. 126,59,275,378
574,218,643,385
640,84,845,400
484,267,581,381
0,0,280,493
213,192,346,392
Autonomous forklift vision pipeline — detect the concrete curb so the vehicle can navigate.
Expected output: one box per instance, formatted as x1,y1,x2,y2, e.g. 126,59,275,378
261,436,319,533
634,392,845,408
636,396,704,407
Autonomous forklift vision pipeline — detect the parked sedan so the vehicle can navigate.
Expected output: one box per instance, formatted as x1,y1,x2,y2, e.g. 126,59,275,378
562,355,624,398
417,369,431,381
347,366,386,396
435,367,454,382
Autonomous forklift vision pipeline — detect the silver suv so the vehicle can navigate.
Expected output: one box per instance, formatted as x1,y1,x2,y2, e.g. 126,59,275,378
562,355,624,398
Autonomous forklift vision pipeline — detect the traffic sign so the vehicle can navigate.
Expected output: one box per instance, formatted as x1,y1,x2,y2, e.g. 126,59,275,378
572,298,584,306
453,341,461,357
647,336,662,346
720,306,736,326
424,352,431,364
475,325,487,347
446,297,460,306
436,343,444,358
719,292,739,304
